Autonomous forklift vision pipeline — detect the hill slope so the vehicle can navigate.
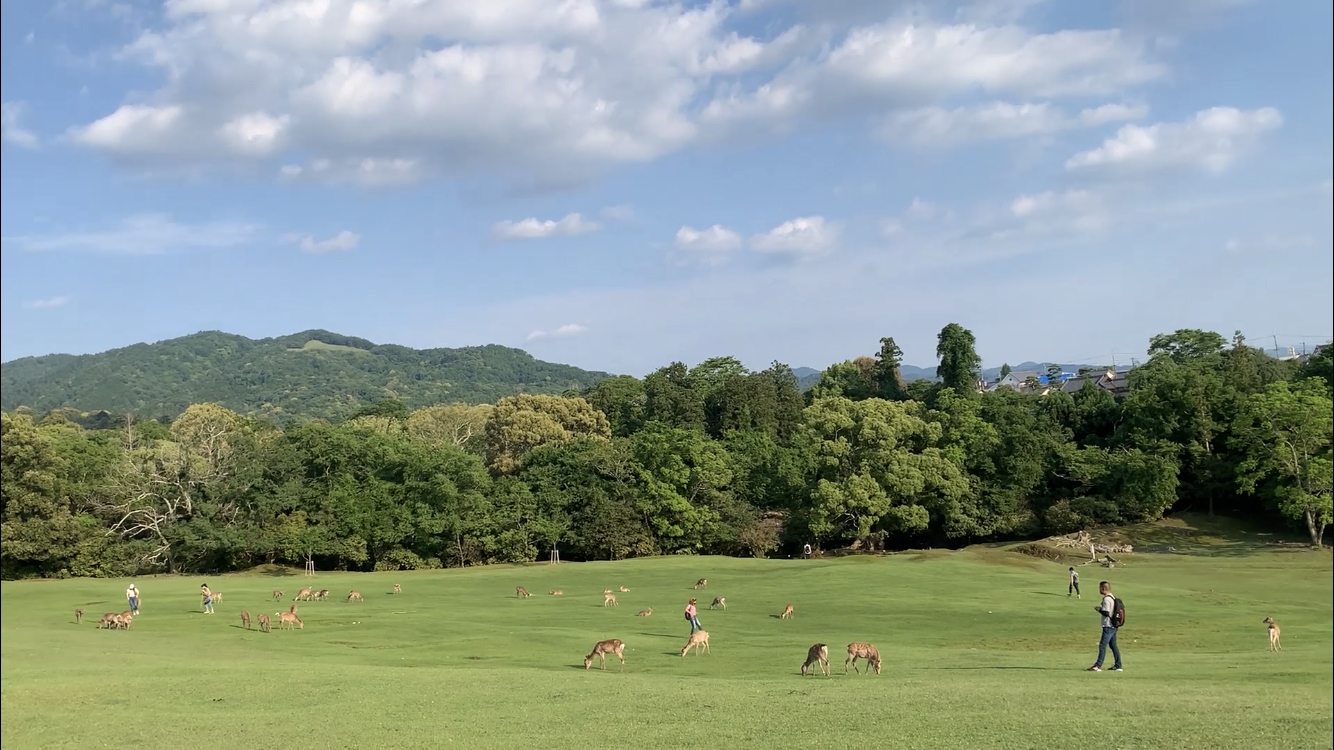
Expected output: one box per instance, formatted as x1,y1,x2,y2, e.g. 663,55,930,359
0,330,612,421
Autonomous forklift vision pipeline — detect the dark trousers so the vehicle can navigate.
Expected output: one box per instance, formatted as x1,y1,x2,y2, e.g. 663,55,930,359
1096,626,1122,668
1069,582,1080,596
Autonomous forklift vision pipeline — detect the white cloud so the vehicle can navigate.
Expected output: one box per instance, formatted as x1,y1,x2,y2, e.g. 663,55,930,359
1006,189,1108,235
1065,106,1283,175
883,101,1147,147
527,323,589,341
492,213,601,241
23,295,71,310
674,224,743,264
750,216,837,259
2,101,39,149
64,3,1164,184
286,230,360,254
2,214,258,255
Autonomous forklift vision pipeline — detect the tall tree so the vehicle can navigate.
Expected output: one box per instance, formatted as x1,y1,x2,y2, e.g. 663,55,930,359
936,323,982,395
644,362,705,432
484,395,612,474
873,337,908,401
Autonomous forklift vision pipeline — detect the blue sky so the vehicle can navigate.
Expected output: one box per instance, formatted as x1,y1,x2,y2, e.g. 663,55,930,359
2,0,1331,376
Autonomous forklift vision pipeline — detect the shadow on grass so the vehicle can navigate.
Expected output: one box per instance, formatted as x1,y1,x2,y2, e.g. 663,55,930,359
1031,591,1066,597
929,666,1062,671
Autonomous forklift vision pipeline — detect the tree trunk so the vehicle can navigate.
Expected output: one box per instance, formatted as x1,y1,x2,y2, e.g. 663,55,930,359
1305,509,1323,547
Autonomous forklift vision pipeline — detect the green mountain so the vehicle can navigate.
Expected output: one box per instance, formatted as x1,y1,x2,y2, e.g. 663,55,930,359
0,330,613,421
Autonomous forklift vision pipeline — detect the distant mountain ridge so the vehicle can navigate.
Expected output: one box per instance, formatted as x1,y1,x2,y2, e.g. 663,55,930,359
1,330,612,421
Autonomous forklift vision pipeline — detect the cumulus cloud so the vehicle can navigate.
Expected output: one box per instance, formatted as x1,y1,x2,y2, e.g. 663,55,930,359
23,295,71,310
492,213,601,241
1065,106,1282,175
750,216,837,259
527,323,589,341
2,101,39,149
63,2,1165,184
2,214,258,255
882,101,1147,146
286,230,360,254
674,224,743,264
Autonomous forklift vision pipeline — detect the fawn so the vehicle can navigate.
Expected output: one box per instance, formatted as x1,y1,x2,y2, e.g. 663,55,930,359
694,578,707,589
802,644,830,677
75,608,84,625
635,607,653,617
710,597,726,610
779,604,794,620
583,639,626,670
845,643,881,675
680,630,711,657
240,610,252,629
1263,617,1282,651
347,591,363,602
316,589,330,601
393,584,402,594
257,613,272,633
619,586,630,593
550,590,563,596
278,611,304,630
272,590,284,601
603,592,618,607
516,586,532,598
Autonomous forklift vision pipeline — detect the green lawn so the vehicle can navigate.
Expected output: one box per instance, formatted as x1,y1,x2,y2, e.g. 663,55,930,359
3,518,1331,749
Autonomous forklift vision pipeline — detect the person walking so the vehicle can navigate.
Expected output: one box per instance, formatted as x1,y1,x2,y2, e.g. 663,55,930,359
1068,567,1080,598
1088,581,1122,672
803,543,812,559
200,583,215,615
126,583,141,616
684,598,702,634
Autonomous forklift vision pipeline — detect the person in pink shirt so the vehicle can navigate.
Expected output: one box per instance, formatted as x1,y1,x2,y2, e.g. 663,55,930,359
685,598,702,633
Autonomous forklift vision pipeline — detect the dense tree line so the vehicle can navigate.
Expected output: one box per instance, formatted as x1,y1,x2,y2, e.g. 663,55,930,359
3,326,1331,579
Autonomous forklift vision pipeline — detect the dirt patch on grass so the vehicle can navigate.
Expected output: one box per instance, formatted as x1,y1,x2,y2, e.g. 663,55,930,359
1010,543,1082,565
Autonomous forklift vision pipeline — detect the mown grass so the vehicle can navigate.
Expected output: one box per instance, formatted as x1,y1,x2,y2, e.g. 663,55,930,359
2,517,1331,749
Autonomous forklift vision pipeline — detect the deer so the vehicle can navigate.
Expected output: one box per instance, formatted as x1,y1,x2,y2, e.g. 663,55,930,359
603,592,618,607
393,584,402,594
278,611,304,630
550,590,564,596
294,587,314,602
802,644,830,677
211,592,223,604
680,630,710,657
75,608,84,625
710,596,726,611
583,638,627,671
257,613,272,633
845,643,882,675
635,607,653,617
240,610,251,630
97,613,118,629
694,578,708,589
619,586,630,593
316,589,330,601
272,590,284,601
118,611,135,629
516,586,532,598
779,604,794,620
604,589,613,595
1264,616,1282,651
347,591,364,603
288,603,299,615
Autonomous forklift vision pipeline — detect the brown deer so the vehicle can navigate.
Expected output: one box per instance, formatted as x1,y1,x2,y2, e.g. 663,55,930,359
1264,617,1282,651
635,607,653,617
619,586,630,593
604,589,613,595
603,592,618,608
710,596,726,611
583,638,627,671
779,604,794,620
550,590,564,596
75,608,84,625
240,610,251,630
347,591,363,602
288,603,299,614
257,613,272,633
801,644,830,676
112,613,132,630
316,589,330,601
97,613,118,629
393,583,402,594
694,578,707,589
272,590,284,601
294,587,314,601
516,586,532,598
119,611,135,629
680,630,711,657
278,611,304,630
845,643,881,675
210,592,223,604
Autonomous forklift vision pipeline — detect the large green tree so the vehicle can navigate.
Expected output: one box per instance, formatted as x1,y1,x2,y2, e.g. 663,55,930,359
936,323,982,395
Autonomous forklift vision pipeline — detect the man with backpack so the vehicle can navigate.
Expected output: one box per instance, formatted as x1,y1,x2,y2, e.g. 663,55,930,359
1088,580,1123,672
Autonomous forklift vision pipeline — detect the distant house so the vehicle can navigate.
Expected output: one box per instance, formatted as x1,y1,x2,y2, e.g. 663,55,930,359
1060,368,1131,399
984,370,1077,395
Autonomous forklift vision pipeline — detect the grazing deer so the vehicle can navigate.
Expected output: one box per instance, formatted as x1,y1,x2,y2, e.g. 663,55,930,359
802,644,830,677
680,630,711,657
619,586,630,593
779,604,794,620
240,610,251,630
694,578,707,589
603,592,618,607
257,613,272,633
516,586,532,598
710,596,726,611
119,611,135,629
845,643,882,675
604,589,613,595
635,607,653,617
550,590,563,596
1264,617,1282,651
393,583,402,594
316,589,330,601
272,590,284,601
97,613,117,629
347,591,363,602
583,638,627,671
278,611,304,630
75,608,84,625
294,587,314,601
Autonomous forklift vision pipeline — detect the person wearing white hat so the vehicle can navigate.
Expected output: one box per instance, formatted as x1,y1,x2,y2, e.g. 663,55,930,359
126,584,141,616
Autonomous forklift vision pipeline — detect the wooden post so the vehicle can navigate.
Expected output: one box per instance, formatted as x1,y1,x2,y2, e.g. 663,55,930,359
304,552,315,577
549,548,560,565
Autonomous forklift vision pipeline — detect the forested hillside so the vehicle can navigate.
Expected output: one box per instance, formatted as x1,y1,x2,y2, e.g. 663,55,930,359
0,330,612,421
2,325,1330,580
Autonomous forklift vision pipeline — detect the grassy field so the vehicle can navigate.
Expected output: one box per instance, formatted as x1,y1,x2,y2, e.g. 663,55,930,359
2,516,1331,749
